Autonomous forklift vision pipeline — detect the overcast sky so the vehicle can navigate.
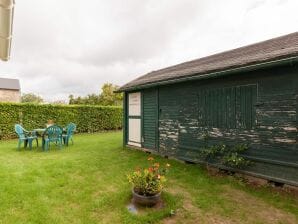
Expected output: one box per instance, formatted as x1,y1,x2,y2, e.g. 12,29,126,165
0,0,297,102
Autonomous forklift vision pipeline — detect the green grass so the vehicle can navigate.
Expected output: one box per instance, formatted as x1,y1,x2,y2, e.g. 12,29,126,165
0,132,297,224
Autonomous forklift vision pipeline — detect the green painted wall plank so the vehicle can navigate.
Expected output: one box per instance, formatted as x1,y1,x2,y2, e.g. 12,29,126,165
143,88,158,150
154,65,298,185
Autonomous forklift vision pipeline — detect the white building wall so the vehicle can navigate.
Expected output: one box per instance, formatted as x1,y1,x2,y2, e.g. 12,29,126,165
0,89,20,102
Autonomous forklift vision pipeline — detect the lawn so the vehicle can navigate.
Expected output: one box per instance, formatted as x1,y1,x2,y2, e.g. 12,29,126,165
0,132,297,224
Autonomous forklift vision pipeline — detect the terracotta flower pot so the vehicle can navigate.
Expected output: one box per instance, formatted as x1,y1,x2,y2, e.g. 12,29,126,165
132,188,161,207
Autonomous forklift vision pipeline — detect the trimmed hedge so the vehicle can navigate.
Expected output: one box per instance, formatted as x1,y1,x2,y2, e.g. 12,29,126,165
0,103,122,140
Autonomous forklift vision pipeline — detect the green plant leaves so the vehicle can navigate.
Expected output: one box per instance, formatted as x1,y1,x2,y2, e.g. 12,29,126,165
199,143,252,168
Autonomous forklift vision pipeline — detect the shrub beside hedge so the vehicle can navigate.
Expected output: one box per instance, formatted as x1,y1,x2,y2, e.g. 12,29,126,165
0,103,123,140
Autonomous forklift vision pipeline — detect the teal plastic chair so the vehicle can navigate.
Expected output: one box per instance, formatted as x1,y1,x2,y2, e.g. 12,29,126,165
14,124,38,150
62,123,76,146
42,125,63,151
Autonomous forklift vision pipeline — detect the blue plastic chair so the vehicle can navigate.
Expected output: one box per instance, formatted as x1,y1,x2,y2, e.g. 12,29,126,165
62,123,76,146
14,124,38,150
42,125,63,151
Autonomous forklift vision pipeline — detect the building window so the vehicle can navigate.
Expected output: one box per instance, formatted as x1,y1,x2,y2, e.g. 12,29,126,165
198,84,257,130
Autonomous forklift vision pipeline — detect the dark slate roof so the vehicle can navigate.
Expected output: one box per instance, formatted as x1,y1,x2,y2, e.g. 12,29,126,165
119,32,298,91
0,78,20,90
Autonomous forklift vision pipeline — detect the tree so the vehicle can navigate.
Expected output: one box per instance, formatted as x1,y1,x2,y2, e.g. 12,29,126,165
52,100,67,105
68,94,100,105
69,94,75,104
21,93,43,104
99,83,123,106
68,83,123,106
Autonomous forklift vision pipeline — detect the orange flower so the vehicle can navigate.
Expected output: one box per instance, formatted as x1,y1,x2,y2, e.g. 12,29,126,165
147,157,154,161
153,163,160,167
148,167,153,172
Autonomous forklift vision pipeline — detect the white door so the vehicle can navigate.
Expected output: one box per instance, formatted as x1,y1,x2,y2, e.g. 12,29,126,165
128,92,141,147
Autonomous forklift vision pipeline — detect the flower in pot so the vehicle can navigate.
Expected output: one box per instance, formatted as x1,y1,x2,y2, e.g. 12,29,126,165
127,157,170,207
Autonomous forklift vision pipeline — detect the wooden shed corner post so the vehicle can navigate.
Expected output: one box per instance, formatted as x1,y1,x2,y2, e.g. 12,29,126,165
141,91,144,148
123,92,127,148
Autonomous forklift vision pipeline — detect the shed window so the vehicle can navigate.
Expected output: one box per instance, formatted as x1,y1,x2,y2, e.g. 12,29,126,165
128,92,141,116
198,84,257,130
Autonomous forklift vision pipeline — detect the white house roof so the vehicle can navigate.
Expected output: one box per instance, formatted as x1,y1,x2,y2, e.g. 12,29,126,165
0,77,20,90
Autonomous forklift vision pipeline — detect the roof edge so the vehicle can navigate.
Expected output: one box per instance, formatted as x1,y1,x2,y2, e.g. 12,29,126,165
116,55,298,93
0,78,20,90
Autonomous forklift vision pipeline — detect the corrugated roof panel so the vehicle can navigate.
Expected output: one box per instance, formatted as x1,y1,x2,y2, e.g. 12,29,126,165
119,32,298,91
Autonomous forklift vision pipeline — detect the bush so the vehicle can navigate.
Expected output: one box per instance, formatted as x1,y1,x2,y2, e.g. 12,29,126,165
0,103,122,140
199,143,252,168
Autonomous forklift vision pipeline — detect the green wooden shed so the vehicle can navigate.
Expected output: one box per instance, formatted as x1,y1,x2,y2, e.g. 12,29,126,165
117,32,298,187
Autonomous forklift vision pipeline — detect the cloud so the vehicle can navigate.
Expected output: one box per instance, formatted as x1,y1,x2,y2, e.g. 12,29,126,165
0,0,297,102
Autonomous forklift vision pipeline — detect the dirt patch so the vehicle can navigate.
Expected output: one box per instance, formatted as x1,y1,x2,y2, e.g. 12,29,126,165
92,185,118,198
91,210,121,224
283,184,298,198
162,186,234,224
162,188,201,224
162,184,297,224
220,185,297,224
